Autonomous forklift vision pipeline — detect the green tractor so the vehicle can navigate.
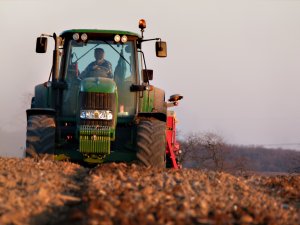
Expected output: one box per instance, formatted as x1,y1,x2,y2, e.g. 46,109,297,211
26,19,183,168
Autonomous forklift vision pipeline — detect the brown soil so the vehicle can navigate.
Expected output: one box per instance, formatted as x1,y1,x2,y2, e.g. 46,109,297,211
0,157,299,225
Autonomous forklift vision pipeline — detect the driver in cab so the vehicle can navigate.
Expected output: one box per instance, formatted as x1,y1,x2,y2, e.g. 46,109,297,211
79,48,113,79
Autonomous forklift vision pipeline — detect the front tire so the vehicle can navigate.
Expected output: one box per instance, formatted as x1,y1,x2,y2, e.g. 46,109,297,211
136,118,166,168
26,114,55,159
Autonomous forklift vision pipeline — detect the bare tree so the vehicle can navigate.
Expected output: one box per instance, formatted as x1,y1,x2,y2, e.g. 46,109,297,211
180,132,227,171
179,133,202,164
198,132,227,171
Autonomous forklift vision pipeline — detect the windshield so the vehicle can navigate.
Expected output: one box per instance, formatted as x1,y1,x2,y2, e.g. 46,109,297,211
65,39,136,81
63,39,137,116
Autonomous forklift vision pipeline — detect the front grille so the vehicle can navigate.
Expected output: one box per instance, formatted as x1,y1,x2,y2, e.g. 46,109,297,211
80,92,116,127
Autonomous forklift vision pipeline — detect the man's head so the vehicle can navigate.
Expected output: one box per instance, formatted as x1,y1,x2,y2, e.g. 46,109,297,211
94,48,105,61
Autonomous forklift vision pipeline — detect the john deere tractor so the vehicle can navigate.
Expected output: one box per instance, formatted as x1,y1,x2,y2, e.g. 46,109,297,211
26,19,183,168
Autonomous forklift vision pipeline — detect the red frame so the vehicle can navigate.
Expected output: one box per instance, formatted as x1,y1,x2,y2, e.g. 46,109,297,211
165,112,181,169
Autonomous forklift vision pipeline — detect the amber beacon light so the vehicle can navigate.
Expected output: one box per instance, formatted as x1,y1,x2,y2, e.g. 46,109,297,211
139,19,146,30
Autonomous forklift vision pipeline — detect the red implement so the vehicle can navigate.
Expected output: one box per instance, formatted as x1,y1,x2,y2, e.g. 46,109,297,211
166,111,181,169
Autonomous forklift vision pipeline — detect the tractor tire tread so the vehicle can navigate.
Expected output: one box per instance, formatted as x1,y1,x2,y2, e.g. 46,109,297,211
136,118,166,168
26,114,55,158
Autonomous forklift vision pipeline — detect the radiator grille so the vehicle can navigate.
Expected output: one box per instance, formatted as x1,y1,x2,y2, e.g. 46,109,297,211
80,92,116,127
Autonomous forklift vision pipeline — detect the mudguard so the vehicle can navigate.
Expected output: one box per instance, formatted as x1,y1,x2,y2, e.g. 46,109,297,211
139,87,167,121
32,83,50,108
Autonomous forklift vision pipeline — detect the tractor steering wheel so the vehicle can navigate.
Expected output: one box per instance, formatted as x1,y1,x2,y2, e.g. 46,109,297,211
86,65,111,78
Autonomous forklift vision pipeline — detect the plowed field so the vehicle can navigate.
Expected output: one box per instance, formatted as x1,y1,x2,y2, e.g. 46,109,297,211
0,157,299,225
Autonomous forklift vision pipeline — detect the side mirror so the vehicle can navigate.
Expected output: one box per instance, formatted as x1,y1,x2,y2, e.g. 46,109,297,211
156,41,167,57
36,37,48,53
142,69,153,83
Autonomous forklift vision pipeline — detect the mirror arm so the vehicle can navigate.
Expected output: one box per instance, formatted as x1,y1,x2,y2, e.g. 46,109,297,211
139,38,161,43
137,38,161,50
40,33,53,38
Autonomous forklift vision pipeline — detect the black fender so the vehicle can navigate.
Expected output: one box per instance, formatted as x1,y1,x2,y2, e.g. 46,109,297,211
26,108,56,120
153,87,167,115
33,83,49,108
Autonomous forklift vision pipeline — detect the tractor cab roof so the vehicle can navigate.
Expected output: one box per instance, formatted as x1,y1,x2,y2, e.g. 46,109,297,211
61,29,140,38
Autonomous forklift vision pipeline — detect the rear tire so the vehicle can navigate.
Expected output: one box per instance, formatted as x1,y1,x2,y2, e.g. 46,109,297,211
136,118,166,168
26,114,55,159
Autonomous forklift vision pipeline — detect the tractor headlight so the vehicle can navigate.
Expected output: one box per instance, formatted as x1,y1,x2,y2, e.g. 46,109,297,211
73,33,80,41
114,34,121,43
80,110,113,120
121,35,128,43
81,33,88,41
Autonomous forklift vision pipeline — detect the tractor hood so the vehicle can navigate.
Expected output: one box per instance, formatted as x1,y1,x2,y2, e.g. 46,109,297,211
80,77,117,93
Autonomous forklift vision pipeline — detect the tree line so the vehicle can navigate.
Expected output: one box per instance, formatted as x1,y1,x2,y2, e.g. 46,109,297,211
179,132,300,174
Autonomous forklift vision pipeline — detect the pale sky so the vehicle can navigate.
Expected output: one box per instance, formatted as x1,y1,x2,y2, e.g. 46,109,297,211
1,0,300,156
